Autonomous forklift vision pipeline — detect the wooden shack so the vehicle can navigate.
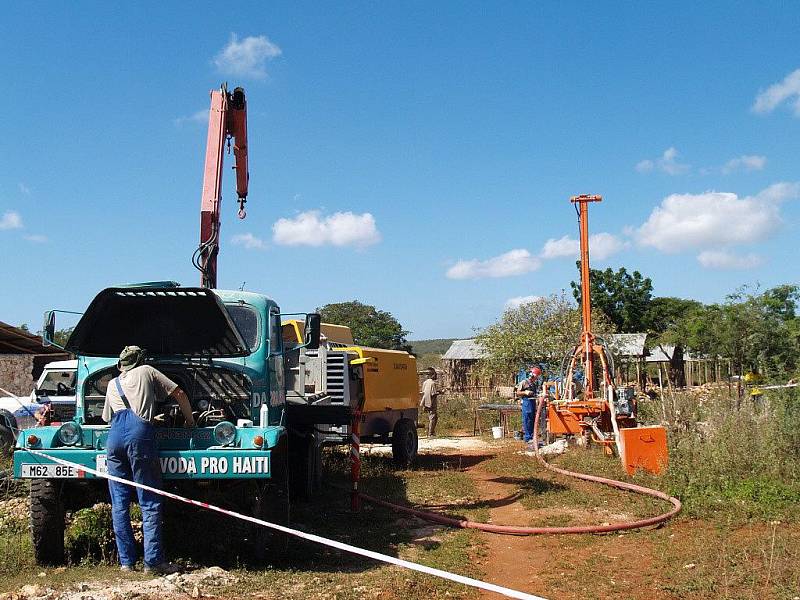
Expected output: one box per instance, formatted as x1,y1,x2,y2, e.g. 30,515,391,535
441,339,514,398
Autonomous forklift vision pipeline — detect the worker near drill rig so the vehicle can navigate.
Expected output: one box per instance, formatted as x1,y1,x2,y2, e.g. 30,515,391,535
102,346,195,573
516,366,542,445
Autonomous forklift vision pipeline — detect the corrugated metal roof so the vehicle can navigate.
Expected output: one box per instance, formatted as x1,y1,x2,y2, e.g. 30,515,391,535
646,344,699,362
442,338,487,360
604,333,648,357
0,321,68,355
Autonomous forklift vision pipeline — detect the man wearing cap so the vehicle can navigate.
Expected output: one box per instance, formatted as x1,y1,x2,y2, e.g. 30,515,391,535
419,368,442,437
516,366,542,445
102,346,194,573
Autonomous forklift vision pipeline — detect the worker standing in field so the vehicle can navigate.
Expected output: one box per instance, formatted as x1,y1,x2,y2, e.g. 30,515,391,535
419,368,442,437
516,366,542,446
102,346,195,573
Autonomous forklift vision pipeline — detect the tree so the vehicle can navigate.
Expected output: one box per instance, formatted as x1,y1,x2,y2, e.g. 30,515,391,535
571,265,653,333
316,301,409,350
476,292,614,376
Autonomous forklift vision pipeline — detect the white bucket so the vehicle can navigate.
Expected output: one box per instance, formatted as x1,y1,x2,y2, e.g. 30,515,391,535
491,426,504,439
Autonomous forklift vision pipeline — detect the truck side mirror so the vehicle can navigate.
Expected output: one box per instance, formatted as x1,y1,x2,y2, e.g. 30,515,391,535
42,311,56,347
304,313,321,350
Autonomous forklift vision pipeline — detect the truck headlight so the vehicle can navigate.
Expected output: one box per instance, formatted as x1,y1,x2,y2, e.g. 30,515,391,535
213,422,236,446
57,422,82,446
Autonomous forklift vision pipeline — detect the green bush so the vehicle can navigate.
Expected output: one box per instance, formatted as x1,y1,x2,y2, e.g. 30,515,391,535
663,387,800,521
65,504,118,564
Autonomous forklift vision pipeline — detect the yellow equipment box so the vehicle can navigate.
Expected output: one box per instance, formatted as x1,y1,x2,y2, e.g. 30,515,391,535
341,346,418,413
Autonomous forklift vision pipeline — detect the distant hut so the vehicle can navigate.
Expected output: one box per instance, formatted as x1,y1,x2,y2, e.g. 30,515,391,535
646,344,728,389
605,333,648,387
442,339,513,398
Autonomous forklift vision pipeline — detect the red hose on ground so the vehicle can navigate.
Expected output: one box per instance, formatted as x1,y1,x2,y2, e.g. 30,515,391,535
358,398,681,535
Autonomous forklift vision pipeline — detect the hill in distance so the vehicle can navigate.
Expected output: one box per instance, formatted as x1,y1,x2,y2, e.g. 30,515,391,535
408,338,457,356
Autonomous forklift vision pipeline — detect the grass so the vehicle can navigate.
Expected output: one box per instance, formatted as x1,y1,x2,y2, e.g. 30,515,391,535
0,447,487,599
2,384,799,598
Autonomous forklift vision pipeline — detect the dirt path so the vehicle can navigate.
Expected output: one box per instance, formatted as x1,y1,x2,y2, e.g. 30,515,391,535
455,447,677,600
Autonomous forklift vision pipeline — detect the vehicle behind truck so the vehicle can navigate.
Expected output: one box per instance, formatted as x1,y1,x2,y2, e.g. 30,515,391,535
0,360,77,455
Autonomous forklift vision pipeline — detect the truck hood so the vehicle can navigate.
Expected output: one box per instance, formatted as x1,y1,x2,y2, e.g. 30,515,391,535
65,287,249,358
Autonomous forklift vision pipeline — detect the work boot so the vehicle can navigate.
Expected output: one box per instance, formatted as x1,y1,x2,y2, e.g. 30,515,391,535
143,562,182,575
120,564,136,573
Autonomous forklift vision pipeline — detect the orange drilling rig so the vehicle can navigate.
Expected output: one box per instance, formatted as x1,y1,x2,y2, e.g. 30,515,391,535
547,195,668,475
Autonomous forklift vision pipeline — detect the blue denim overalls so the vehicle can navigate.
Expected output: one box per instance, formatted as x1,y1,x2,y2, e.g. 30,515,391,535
106,377,163,568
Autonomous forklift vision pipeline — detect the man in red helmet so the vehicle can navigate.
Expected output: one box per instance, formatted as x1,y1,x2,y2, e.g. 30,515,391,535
515,366,542,444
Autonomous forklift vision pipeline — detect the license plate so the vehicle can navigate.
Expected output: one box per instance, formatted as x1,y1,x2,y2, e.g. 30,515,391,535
20,463,80,478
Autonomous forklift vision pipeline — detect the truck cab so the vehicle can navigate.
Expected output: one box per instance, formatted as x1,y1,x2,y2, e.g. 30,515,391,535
13,282,319,565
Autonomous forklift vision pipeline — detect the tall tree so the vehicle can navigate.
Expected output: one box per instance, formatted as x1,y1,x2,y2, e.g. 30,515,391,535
570,265,653,333
317,301,409,350
476,293,614,376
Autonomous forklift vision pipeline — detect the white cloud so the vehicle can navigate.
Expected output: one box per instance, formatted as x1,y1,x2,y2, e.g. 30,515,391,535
0,211,23,230
540,233,627,261
174,109,209,126
697,250,763,270
213,33,282,79
231,232,266,250
272,210,381,248
18,182,30,195
24,234,47,243
446,249,541,280
505,295,542,310
752,68,800,117
636,182,799,253
635,147,690,175
722,155,767,174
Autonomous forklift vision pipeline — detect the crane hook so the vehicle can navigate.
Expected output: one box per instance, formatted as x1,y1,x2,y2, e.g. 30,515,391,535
237,197,247,219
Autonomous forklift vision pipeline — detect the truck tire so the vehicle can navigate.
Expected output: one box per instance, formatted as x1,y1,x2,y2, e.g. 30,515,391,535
30,479,66,565
392,418,418,468
0,423,13,457
289,433,320,501
249,478,289,564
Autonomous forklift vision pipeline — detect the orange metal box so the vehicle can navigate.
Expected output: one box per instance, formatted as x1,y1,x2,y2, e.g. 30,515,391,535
620,426,668,475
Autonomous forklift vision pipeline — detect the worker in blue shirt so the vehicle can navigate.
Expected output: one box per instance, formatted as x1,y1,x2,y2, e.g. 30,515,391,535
515,366,542,445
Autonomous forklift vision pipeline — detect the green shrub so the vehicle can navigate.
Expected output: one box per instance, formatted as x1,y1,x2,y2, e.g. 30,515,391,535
662,387,800,521
65,504,118,564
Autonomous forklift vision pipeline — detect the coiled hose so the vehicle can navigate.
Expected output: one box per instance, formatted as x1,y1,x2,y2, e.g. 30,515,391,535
357,398,681,535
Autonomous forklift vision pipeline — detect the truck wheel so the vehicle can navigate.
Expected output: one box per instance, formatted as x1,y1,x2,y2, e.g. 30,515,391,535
289,433,320,501
392,418,418,468
0,423,13,457
249,479,289,564
30,479,66,565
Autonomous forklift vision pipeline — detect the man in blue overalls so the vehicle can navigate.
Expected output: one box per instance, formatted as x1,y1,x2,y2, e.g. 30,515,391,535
102,346,194,573
515,366,542,445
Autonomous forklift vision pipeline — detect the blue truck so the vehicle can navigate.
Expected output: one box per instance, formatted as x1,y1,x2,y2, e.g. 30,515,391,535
13,282,330,565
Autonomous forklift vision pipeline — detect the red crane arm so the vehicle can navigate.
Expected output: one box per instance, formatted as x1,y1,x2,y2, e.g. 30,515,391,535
195,84,249,289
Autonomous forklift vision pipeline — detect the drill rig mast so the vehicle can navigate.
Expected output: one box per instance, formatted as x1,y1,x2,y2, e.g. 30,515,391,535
193,84,249,289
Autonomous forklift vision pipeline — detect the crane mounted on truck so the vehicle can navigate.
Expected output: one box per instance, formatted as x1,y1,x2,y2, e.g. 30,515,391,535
14,84,420,565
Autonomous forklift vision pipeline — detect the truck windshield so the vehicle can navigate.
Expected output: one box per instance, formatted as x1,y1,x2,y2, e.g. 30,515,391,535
38,370,77,395
226,305,259,351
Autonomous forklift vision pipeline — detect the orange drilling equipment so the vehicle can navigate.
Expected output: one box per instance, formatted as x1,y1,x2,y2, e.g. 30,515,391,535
547,195,668,475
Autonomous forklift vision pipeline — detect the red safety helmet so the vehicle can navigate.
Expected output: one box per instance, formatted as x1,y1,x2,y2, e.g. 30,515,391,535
530,366,542,377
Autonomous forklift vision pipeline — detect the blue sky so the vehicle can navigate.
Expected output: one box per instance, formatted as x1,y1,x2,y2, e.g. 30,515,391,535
1,2,799,340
